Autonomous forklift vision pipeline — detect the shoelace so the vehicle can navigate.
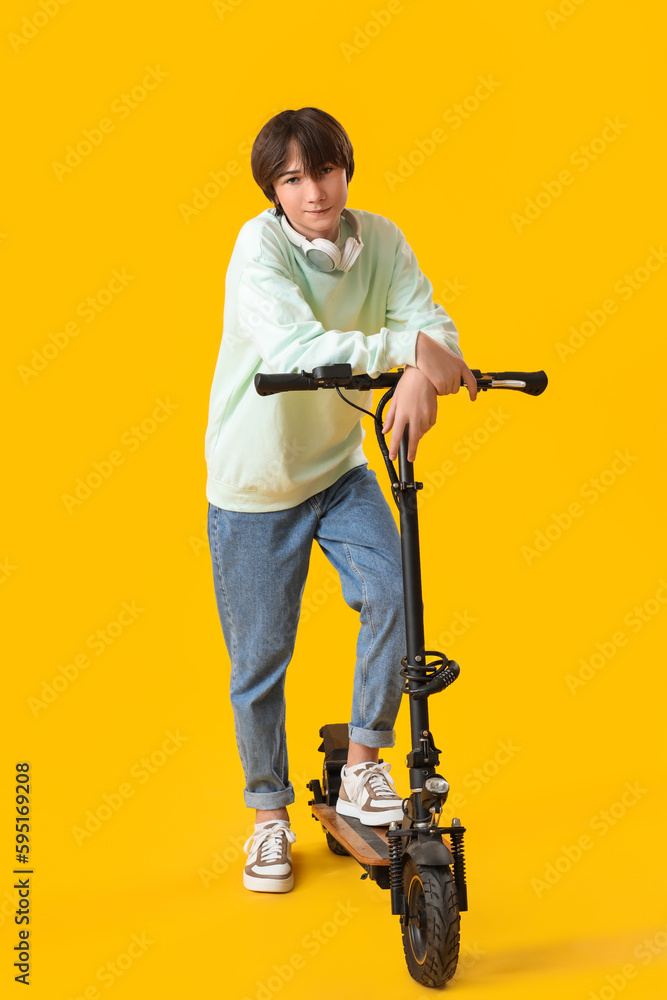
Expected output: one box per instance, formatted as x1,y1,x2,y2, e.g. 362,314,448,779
243,823,296,863
347,762,398,800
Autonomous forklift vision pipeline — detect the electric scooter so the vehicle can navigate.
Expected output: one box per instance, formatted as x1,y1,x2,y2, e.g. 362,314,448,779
255,363,548,988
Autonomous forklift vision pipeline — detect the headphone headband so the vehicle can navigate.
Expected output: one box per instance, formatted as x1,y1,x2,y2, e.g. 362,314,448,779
279,208,363,273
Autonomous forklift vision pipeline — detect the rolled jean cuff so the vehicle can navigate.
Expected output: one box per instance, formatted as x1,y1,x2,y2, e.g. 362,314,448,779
243,783,296,810
348,725,395,749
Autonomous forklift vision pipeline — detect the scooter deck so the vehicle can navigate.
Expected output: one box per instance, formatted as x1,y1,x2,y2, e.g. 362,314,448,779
311,802,390,865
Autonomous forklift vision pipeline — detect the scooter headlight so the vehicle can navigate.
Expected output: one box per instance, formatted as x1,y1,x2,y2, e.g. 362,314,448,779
421,775,450,813
424,776,449,795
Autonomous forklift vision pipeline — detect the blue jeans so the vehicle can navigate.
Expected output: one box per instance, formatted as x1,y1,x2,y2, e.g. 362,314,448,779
207,464,406,810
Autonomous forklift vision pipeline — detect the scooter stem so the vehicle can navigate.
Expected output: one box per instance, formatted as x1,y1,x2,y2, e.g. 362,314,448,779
397,430,440,819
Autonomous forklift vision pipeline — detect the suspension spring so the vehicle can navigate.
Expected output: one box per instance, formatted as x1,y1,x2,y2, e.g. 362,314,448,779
450,821,468,912
387,829,404,916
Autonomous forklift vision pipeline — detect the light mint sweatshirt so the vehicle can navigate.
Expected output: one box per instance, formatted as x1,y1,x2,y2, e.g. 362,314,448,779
205,206,462,511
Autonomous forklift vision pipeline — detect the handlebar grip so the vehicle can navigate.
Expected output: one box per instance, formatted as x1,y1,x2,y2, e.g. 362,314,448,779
253,372,316,396
494,371,548,396
468,370,548,395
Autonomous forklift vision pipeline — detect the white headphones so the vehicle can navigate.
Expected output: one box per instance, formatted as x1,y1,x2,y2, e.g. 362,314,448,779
279,207,363,272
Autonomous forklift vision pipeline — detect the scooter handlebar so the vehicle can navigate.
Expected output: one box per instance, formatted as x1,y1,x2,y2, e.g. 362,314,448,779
254,365,548,396
470,369,548,396
253,372,319,395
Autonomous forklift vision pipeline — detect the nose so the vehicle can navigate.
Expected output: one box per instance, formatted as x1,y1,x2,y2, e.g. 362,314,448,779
303,176,326,203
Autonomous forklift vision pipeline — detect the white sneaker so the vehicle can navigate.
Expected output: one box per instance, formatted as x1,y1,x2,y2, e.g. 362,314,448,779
242,820,296,893
335,761,404,826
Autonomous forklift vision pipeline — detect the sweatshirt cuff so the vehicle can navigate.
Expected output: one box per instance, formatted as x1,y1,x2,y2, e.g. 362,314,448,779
381,328,419,371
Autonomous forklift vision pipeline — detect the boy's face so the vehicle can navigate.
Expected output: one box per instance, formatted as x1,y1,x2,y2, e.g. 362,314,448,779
272,143,348,244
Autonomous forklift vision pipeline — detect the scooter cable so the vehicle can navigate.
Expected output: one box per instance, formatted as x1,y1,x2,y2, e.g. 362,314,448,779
334,385,401,509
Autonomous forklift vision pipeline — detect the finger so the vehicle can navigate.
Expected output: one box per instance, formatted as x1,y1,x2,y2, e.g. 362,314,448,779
408,420,421,463
462,364,478,401
382,395,397,433
389,411,407,461
443,372,457,395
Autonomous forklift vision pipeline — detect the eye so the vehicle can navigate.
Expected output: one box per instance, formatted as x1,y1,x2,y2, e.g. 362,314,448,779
321,166,334,174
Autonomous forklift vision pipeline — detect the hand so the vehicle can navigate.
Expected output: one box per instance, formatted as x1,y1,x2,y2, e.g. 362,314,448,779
415,332,478,401
382,365,437,462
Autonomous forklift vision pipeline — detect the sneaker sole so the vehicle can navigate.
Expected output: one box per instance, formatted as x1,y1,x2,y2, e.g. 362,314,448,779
335,797,403,826
243,872,294,893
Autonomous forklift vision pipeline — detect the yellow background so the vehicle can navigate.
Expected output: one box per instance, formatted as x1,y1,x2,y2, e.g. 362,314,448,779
2,0,666,997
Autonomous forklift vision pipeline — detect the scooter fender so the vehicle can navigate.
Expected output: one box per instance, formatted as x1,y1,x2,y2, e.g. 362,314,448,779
404,837,454,867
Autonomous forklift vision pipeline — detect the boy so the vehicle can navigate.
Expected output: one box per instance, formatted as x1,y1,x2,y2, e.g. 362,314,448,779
205,107,477,893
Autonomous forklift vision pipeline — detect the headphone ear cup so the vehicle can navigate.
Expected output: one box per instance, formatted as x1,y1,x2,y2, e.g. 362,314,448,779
307,238,339,272
310,238,341,267
279,209,363,272
338,238,362,272
310,238,338,254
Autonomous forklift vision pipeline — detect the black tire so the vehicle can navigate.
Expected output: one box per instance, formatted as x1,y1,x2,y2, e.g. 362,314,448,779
325,830,350,856
401,857,460,988
322,763,341,807
321,765,349,855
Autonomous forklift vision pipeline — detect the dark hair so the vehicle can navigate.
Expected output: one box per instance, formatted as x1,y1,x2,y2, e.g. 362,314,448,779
251,107,355,216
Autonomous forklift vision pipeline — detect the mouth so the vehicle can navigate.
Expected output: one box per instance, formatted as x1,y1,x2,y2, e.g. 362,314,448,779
307,207,331,214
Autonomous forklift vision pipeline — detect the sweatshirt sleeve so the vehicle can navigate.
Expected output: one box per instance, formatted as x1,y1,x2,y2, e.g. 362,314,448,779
385,231,464,360
236,254,419,379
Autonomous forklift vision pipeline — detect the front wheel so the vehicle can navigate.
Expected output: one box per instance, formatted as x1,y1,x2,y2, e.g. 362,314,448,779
401,857,460,988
